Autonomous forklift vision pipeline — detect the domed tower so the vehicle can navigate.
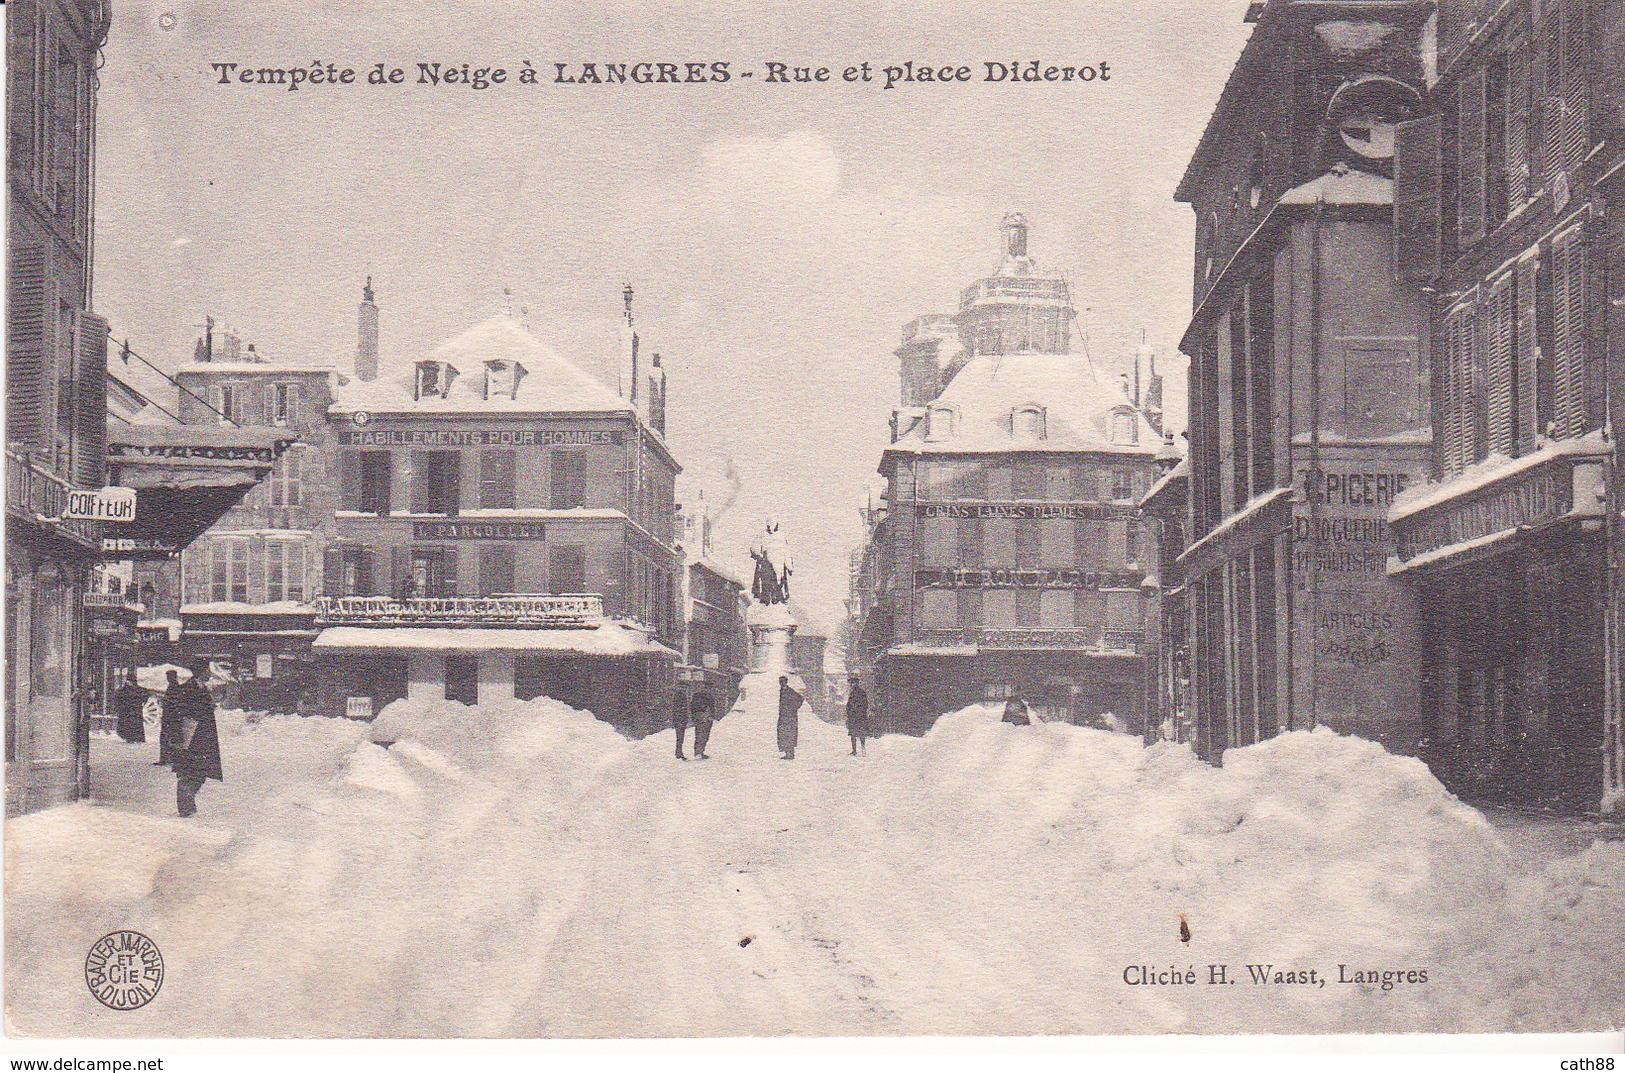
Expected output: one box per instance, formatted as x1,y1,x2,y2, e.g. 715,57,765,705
955,213,1075,357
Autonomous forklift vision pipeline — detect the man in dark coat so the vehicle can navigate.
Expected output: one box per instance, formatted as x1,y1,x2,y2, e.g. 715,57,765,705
156,669,183,765
845,676,871,756
1002,691,1032,726
690,691,717,760
173,659,223,817
672,693,690,760
776,676,803,760
114,670,147,744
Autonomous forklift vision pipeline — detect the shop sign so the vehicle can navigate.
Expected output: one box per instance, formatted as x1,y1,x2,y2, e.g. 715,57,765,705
412,521,545,540
1395,467,1567,564
65,486,137,521
101,536,182,557
916,502,1132,520
89,618,133,640
346,696,373,719
677,667,706,684
339,428,623,448
916,568,1141,590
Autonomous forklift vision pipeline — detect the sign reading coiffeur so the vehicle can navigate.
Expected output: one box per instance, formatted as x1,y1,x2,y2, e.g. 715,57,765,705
65,487,137,522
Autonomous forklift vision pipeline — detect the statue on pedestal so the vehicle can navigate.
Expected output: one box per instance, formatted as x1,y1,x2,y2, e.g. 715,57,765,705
749,520,793,606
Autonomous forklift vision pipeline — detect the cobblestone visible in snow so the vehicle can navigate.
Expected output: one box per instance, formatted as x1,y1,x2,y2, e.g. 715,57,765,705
5,701,1620,1037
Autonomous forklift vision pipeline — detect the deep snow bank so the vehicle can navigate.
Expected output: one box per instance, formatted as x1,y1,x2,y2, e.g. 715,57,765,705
5,700,1619,1036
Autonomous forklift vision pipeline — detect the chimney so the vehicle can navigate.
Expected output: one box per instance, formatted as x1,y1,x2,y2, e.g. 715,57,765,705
622,283,639,406
357,276,379,382
649,353,667,436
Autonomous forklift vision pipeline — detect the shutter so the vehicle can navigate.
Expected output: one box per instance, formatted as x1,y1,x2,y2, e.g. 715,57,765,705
263,384,276,425
1557,0,1587,177
323,546,343,596
1506,42,1530,208
1460,298,1481,469
1515,253,1540,452
7,244,58,453
1393,116,1443,283
441,545,459,597
391,545,410,597
1550,227,1586,437
1457,69,1488,247
357,547,376,596
479,544,514,595
410,450,429,513
72,311,109,488
339,449,360,510
1484,275,1515,456
1542,2,1564,183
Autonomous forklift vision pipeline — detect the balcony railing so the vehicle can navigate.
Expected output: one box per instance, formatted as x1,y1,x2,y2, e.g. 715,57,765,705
5,449,99,547
315,593,604,628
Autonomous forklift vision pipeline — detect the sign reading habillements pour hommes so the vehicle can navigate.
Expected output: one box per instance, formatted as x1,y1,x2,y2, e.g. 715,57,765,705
338,428,624,448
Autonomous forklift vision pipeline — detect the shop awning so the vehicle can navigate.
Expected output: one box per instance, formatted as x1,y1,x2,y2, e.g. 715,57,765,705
312,623,680,659
101,425,295,559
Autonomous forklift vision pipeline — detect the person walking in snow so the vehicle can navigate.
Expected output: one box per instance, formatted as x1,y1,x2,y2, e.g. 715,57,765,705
845,676,870,756
777,675,803,760
114,670,147,744
690,690,716,759
156,669,183,766
1001,691,1031,726
172,659,222,818
672,693,691,760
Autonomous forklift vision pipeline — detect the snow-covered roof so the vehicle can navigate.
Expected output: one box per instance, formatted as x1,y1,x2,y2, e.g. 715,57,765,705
330,314,632,416
1139,457,1190,510
885,351,1161,456
311,622,677,658
173,361,334,376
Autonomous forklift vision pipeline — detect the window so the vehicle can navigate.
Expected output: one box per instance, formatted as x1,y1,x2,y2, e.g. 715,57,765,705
412,451,461,515
1107,521,1130,568
269,382,295,425
549,544,586,594
415,360,457,400
1014,520,1041,568
1549,226,1587,439
360,451,392,515
919,516,957,569
1041,519,1075,567
270,450,303,508
478,544,515,595
983,590,1017,629
1111,470,1134,502
48,37,80,224
211,383,244,424
984,518,1016,565
480,450,517,510
211,539,249,603
550,451,587,510
1442,296,1481,475
1111,409,1139,446
1484,274,1517,455
266,541,305,603
1039,590,1072,629
919,589,957,631
925,406,956,441
1011,405,1046,440
1457,68,1487,245
484,359,525,400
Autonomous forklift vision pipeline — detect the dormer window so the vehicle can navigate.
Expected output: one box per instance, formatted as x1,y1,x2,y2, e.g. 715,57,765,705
925,405,956,442
484,358,526,401
414,360,458,401
1110,407,1139,446
1012,404,1046,441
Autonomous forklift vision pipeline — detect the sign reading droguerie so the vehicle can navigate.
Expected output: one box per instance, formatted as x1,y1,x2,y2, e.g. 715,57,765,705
413,521,545,540
338,428,624,448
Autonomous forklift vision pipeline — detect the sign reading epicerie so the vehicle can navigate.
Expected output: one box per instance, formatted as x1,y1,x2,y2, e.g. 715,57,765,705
339,428,623,448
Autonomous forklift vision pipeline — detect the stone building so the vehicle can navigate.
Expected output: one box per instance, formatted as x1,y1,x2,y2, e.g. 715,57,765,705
1170,0,1436,763
852,217,1165,734
311,303,682,734
1383,0,1624,813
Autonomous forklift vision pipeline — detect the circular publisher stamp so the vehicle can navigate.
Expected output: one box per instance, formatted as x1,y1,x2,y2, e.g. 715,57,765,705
84,931,164,1010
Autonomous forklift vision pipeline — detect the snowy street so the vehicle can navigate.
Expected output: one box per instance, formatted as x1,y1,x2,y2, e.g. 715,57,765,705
6,688,1623,1038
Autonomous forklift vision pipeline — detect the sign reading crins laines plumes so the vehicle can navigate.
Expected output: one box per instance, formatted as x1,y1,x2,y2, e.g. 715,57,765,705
916,568,1142,590
915,502,1134,520
338,428,624,448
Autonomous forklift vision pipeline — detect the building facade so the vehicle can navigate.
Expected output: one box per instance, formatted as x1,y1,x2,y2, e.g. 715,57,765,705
6,0,115,813
854,217,1165,734
312,305,682,734
1383,0,1624,813
677,499,749,715
1172,0,1436,764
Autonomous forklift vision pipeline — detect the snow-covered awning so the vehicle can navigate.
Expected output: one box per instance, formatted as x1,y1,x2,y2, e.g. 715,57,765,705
312,623,679,659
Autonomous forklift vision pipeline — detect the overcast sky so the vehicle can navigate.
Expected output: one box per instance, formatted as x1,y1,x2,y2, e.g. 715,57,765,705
93,0,1254,631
